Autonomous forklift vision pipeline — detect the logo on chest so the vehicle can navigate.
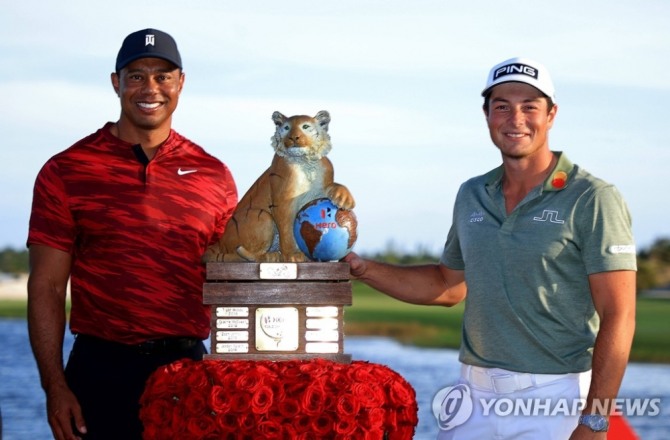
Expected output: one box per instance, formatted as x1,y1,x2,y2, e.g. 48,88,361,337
469,211,485,223
532,209,565,224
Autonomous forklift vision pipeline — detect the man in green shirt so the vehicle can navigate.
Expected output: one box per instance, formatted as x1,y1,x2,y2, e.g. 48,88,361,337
344,57,636,439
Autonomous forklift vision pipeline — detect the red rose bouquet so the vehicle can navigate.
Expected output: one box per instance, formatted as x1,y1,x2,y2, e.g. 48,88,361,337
140,358,418,439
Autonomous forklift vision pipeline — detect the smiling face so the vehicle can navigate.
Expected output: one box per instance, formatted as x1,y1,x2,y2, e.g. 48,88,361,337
111,57,184,134
484,82,557,161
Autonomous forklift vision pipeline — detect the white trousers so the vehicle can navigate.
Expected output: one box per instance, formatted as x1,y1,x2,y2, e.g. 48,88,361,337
436,364,592,440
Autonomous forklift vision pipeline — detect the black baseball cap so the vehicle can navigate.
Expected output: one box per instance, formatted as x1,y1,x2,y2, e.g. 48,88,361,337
115,28,182,72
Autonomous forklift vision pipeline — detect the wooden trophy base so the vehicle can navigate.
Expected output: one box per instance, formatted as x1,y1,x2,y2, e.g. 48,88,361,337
203,262,352,363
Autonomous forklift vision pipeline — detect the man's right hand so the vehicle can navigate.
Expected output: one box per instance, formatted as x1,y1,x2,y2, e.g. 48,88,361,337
342,252,367,278
46,383,87,440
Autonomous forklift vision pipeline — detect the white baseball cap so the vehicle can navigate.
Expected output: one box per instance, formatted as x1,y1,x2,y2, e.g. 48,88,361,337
481,57,556,101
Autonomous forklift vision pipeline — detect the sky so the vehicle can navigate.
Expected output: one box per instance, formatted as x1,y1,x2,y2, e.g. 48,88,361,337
1,0,669,256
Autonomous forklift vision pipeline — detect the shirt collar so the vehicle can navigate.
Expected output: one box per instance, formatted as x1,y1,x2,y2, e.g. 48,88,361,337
485,151,574,193
542,151,574,192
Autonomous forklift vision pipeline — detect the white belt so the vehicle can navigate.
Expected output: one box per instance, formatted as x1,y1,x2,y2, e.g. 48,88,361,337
461,364,568,394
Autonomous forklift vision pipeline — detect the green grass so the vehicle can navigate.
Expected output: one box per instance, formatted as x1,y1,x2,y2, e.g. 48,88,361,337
2,283,668,363
631,298,670,363
0,300,29,319
345,281,464,348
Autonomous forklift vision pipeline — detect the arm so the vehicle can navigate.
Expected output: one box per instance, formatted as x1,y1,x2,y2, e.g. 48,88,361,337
343,251,466,306
27,244,87,440
570,270,636,439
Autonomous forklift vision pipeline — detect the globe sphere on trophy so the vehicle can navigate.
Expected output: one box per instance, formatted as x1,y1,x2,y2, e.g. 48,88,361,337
294,198,358,262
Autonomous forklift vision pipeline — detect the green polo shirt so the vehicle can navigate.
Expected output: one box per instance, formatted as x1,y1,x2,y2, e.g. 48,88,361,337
441,152,636,374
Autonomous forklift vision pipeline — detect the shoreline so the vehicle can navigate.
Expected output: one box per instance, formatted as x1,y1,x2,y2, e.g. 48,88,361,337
0,274,29,300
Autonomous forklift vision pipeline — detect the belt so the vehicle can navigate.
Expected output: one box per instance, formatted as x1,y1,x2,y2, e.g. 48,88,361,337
461,364,568,394
75,334,200,355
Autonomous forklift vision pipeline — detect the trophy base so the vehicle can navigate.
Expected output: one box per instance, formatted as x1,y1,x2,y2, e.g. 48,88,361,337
204,262,352,364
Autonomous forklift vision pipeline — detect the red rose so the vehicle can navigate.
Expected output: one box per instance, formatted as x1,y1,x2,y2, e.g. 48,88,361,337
140,398,173,426
236,413,256,433
351,381,385,408
183,391,208,418
276,397,300,418
208,384,231,413
257,420,284,439
301,382,327,415
388,374,416,405
236,368,264,392
311,412,336,436
336,392,361,417
230,391,251,413
388,426,416,440
186,413,216,438
184,367,209,391
360,407,386,430
215,413,238,434
334,418,357,436
347,361,377,383
250,384,274,414
293,414,312,433
142,369,173,401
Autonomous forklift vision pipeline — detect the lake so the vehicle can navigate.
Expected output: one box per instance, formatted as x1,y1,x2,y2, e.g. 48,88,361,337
1,319,667,439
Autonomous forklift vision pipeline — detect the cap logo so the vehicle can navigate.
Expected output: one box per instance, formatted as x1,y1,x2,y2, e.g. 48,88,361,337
494,63,538,81
145,34,155,46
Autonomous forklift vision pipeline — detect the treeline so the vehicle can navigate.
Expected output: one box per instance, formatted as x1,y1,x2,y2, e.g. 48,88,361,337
0,247,29,275
636,238,670,290
2,238,670,291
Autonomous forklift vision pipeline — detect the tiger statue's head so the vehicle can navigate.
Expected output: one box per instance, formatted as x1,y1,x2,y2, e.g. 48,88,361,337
271,110,333,162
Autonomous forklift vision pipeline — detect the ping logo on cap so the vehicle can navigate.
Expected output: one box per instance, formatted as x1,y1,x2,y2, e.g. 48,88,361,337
145,34,155,46
494,63,538,81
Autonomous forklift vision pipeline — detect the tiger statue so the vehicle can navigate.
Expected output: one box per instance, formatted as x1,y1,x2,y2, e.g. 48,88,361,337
203,110,355,262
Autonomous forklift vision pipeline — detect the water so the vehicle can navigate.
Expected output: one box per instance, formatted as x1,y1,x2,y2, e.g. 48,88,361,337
1,319,667,439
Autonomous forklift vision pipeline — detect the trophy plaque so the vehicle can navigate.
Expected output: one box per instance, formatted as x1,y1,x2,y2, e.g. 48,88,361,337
204,262,352,363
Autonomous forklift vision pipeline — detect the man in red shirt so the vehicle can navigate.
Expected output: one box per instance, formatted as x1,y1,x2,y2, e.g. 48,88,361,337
27,28,238,440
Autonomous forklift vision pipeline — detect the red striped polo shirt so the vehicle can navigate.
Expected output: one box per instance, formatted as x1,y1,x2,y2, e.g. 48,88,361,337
28,123,237,344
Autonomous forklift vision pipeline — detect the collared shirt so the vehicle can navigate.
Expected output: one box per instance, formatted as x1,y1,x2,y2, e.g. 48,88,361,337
28,123,238,343
441,152,636,373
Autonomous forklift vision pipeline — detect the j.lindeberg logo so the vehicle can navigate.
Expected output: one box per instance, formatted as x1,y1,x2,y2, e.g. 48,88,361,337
533,210,565,224
494,63,538,81
145,34,155,46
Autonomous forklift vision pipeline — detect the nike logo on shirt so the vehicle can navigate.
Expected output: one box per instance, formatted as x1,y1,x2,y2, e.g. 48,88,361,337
177,168,198,176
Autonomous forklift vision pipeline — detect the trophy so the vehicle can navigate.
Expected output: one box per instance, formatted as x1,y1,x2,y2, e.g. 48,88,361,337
203,111,357,363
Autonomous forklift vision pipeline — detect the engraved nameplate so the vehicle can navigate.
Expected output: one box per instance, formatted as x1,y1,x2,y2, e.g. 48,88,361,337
259,263,297,280
306,318,339,330
255,307,299,351
305,342,339,353
306,306,339,318
216,318,249,329
216,343,249,353
216,331,249,341
216,307,249,317
305,330,339,342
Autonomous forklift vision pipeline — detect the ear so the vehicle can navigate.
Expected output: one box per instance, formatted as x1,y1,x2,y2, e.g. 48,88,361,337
178,71,185,94
272,111,286,127
314,110,331,132
546,103,558,129
111,72,120,97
